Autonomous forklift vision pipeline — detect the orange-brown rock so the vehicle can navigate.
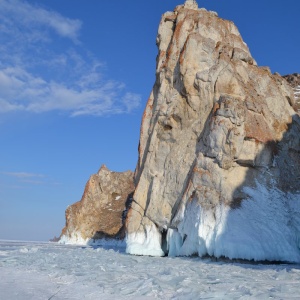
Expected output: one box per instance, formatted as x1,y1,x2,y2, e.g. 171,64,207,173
59,165,134,244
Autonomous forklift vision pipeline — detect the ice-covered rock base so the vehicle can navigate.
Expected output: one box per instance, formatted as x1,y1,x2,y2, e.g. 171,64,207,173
59,232,89,245
59,231,125,248
126,224,165,256
166,184,300,262
126,183,300,262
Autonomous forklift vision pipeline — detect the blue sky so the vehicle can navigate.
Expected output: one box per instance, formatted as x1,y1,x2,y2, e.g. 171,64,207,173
0,0,299,241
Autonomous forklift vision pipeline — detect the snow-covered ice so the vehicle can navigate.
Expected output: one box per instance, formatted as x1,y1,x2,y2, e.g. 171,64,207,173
1,240,300,299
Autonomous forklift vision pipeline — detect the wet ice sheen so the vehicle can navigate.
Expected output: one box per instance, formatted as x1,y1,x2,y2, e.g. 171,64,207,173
0,240,300,299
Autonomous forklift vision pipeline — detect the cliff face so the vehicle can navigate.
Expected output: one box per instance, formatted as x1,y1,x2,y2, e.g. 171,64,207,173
126,2,300,261
59,165,134,244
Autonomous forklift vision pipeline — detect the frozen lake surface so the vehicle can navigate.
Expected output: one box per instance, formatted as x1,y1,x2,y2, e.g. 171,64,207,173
1,240,300,299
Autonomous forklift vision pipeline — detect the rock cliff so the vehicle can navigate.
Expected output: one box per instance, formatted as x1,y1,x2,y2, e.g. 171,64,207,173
59,165,134,245
126,1,300,261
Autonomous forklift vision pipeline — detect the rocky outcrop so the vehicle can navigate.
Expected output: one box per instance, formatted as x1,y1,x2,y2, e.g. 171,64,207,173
283,73,300,89
283,73,300,110
59,165,134,245
126,1,300,261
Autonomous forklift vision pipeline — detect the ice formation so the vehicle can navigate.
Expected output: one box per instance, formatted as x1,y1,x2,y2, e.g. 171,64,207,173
167,183,300,262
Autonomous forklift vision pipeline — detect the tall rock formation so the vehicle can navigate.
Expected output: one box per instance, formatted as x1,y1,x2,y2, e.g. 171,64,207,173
59,165,134,245
126,2,300,261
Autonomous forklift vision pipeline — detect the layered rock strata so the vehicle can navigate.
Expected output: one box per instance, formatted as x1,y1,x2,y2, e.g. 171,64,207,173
59,165,134,244
126,1,300,261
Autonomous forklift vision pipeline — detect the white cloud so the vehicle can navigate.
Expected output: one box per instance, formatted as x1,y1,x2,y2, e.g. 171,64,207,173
122,93,142,112
1,172,45,179
19,179,45,185
0,171,61,186
0,0,82,42
0,0,141,117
